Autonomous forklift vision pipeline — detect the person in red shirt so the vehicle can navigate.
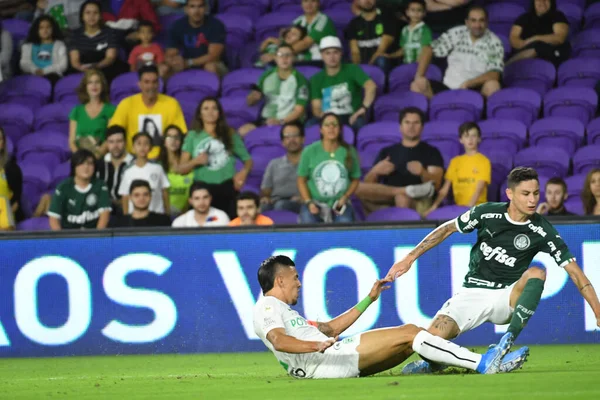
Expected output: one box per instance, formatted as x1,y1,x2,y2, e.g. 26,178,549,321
128,21,167,76
229,192,274,227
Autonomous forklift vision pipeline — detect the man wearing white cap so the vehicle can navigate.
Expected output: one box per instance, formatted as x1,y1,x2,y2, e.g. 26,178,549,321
309,36,377,132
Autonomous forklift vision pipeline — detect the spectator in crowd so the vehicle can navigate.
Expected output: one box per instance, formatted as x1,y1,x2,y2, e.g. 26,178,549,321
410,6,503,99
0,21,13,81
112,179,171,227
2,0,34,19
421,122,491,218
68,0,128,83
346,0,395,72
582,168,600,216
241,44,309,136
118,132,170,214
310,36,377,132
257,25,308,67
260,122,305,214
109,0,161,43
356,107,444,214
152,0,188,17
159,125,193,216
0,195,15,230
33,0,87,31
128,20,167,76
386,0,432,65
96,125,134,215
424,0,473,36
171,181,230,227
178,97,253,218
292,0,337,61
229,191,274,226
69,69,116,157
165,0,226,76
48,149,111,230
536,177,574,216
507,0,570,66
297,113,361,224
109,65,187,159
0,126,23,222
19,15,68,85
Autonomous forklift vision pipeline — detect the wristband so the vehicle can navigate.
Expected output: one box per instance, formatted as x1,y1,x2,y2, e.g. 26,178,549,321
354,296,372,313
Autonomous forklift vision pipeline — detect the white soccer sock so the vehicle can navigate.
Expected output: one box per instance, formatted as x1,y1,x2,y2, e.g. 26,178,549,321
412,331,482,371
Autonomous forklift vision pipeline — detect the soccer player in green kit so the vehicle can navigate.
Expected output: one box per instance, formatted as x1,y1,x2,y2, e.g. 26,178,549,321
385,167,600,374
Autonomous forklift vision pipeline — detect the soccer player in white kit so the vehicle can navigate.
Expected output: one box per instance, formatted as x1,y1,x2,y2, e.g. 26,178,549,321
253,255,525,379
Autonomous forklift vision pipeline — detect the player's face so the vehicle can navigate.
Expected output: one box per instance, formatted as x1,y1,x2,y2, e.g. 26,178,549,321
133,136,151,158
131,187,151,211
302,0,319,15
39,19,53,41
275,48,294,70
138,72,159,98
190,189,211,214
200,100,220,125
534,0,551,16
507,179,540,216
278,266,301,305
400,112,423,141
186,0,206,23
406,2,425,23
590,172,600,198
320,116,340,142
138,26,153,44
466,9,487,39
107,133,125,158
75,158,95,180
281,126,304,153
459,129,481,152
86,73,103,99
82,3,101,28
321,48,342,68
545,183,566,210
236,199,259,225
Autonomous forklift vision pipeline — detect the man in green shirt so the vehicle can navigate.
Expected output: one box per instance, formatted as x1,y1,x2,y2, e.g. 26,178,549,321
48,149,111,230
310,36,377,132
292,0,337,61
241,44,309,136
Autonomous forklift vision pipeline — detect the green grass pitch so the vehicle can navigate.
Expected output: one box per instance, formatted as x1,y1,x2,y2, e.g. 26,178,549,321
1,344,599,399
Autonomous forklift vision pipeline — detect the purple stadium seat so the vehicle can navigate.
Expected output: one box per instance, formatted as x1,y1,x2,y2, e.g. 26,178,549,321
586,118,600,145
487,3,526,37
17,131,71,164
480,149,514,201
2,18,30,45
51,161,71,189
486,88,541,127
221,68,264,97
563,196,585,215
272,0,303,12
244,125,286,156
557,58,600,88
366,207,421,222
220,96,262,129
558,3,583,35
6,136,14,156
178,100,197,128
219,0,270,21
0,104,33,144
240,40,261,68
429,90,484,123
496,33,511,58
356,122,401,153
359,64,385,95
421,120,461,167
478,119,528,154
17,217,51,231
54,73,84,103
295,65,320,80
20,163,52,216
373,92,428,122
262,210,299,224
359,149,379,175
425,205,470,221
255,12,298,42
573,145,600,174
500,175,551,202
543,87,597,125
244,153,272,188
389,63,443,93
322,0,353,10
514,146,570,177
110,72,164,103
305,124,355,145
214,14,254,49
583,3,600,30
572,29,600,58
564,173,586,197
503,58,556,96
529,117,585,156
0,75,52,111
34,103,71,134
327,8,354,33
166,70,219,104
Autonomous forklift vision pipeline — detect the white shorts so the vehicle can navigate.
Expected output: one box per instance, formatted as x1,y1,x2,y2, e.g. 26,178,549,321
434,283,516,333
310,334,362,379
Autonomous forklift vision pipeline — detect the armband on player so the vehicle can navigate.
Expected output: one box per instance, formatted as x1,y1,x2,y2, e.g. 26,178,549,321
354,296,372,313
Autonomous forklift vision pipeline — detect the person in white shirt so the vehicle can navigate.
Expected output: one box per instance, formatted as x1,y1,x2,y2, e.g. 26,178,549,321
253,255,527,379
118,132,170,214
172,182,229,227
410,6,504,99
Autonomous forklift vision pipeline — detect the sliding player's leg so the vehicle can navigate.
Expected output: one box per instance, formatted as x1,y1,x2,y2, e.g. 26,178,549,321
506,267,546,341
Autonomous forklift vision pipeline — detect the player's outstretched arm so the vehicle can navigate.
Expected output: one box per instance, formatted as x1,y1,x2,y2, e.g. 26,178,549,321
266,328,337,354
313,280,390,338
565,262,600,327
385,219,458,281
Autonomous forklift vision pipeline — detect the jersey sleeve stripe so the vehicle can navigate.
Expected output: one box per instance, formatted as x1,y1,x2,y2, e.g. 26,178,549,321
454,217,464,233
47,211,61,219
559,258,576,268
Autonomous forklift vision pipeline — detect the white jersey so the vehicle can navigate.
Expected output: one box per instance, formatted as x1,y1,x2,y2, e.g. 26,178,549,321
253,296,329,378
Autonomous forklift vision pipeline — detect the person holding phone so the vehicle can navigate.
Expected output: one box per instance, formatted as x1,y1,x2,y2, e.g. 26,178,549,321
297,113,361,223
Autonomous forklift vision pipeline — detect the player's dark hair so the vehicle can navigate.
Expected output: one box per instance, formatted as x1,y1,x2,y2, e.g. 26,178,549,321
129,179,151,195
70,149,96,177
458,122,481,138
546,177,567,193
280,121,305,140
189,181,211,198
467,4,488,20
132,131,152,145
138,64,159,80
258,255,296,294
105,125,126,140
138,20,154,32
507,167,539,189
237,191,260,208
399,107,426,125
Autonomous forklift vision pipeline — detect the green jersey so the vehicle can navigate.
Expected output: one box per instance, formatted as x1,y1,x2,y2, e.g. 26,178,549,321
293,12,337,60
168,171,193,213
181,130,251,184
297,141,361,206
258,68,309,120
455,202,576,289
69,103,116,145
310,63,370,116
399,22,433,64
48,177,111,229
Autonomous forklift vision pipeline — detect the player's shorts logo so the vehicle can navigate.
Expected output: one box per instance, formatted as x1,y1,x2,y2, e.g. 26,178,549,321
513,234,531,250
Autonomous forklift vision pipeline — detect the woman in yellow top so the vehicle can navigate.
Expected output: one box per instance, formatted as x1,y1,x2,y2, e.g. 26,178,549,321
159,125,194,217
0,126,23,223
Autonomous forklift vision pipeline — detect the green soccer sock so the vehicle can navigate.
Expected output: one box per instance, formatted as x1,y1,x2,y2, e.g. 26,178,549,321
507,278,545,338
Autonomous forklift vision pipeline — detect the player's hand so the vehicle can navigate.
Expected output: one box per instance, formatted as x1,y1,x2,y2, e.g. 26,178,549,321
368,279,391,302
373,156,395,176
406,161,424,176
316,336,338,353
384,258,414,282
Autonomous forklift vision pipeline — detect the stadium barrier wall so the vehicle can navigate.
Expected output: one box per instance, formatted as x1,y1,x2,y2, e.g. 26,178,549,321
1,220,599,358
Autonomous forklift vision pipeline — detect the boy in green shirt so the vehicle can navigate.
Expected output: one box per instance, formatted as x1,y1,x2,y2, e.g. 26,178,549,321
386,0,432,64
292,0,338,61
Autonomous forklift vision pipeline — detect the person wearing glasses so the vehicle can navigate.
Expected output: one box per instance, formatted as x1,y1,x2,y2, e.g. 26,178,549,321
240,43,309,137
